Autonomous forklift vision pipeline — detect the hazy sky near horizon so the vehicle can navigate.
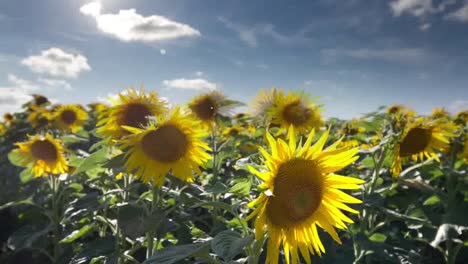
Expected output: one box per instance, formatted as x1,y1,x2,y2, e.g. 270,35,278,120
1,0,467,118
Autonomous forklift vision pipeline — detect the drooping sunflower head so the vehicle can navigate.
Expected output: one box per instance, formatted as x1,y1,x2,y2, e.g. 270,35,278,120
12,133,68,177
250,88,278,117
431,107,450,119
188,90,229,126
28,106,52,128
119,107,211,186
32,94,50,107
391,118,457,177
341,119,365,136
269,90,323,135
53,104,88,133
3,113,14,124
248,127,364,263
97,87,168,140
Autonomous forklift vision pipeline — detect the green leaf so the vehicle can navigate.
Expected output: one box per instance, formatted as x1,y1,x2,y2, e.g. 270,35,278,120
73,147,109,175
60,224,95,243
195,201,234,213
143,242,210,264
0,199,34,210
211,230,253,261
368,233,387,243
229,177,252,196
70,237,115,264
19,167,35,183
423,195,440,206
117,204,148,239
7,150,24,167
360,157,375,168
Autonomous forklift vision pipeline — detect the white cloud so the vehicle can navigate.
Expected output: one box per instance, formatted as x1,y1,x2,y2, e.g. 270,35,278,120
160,49,166,55
219,17,310,48
195,71,204,76
446,2,468,22
419,22,431,30
448,99,468,113
322,48,426,63
21,48,91,78
390,0,433,17
163,78,217,91
0,88,31,115
80,2,200,43
38,78,72,90
7,74,39,91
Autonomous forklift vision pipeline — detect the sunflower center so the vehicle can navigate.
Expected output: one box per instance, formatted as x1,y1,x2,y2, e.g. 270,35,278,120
30,140,58,162
399,127,432,157
61,110,77,125
266,159,324,227
34,95,49,106
282,101,311,126
191,98,216,120
141,125,189,163
119,103,153,128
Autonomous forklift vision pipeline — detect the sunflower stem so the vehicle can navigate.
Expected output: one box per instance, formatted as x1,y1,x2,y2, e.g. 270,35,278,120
146,184,162,259
48,175,61,264
211,122,220,223
445,142,460,264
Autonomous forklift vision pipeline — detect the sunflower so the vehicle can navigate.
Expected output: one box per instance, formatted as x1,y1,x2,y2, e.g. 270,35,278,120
341,119,365,136
32,94,50,107
188,90,230,127
119,108,211,186
28,107,52,128
268,90,323,135
247,127,364,263
0,123,6,136
223,126,242,137
3,113,14,124
97,87,167,140
251,88,278,117
12,133,68,177
454,110,468,125
53,104,88,133
391,119,457,177
338,139,360,149
431,107,450,120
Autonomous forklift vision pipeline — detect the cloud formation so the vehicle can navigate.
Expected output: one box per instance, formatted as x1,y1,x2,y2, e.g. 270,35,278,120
163,78,217,91
21,48,91,78
38,78,72,91
80,2,200,43
0,88,31,115
446,2,468,22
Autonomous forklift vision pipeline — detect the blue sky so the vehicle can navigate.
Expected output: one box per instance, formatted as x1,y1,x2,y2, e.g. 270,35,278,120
1,0,467,118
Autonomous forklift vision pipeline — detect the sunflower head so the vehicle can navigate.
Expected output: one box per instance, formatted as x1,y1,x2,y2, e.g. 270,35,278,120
268,90,323,135
3,113,14,124
188,91,229,126
454,110,468,125
341,119,365,136
0,123,6,136
32,94,50,107
391,119,457,176
431,107,450,119
12,133,68,177
97,87,168,140
223,126,242,138
250,88,278,117
53,104,88,133
28,107,52,128
247,127,363,263
119,107,211,186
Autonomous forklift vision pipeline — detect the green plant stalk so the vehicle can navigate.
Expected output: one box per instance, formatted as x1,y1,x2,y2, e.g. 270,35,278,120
146,184,161,259
445,145,459,264
211,122,220,221
48,175,61,264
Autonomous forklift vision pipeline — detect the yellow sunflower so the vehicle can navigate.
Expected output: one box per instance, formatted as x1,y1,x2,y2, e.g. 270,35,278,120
223,126,242,137
97,87,167,140
0,123,6,136
431,107,450,120
188,90,229,127
250,88,278,117
32,94,50,107
53,104,88,133
338,139,360,149
454,110,468,125
119,108,211,186
3,113,14,124
12,133,68,177
341,119,365,136
268,90,323,135
391,119,457,177
247,127,364,264
28,107,52,128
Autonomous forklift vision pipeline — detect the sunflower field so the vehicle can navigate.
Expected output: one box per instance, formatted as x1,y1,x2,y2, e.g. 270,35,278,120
0,88,467,264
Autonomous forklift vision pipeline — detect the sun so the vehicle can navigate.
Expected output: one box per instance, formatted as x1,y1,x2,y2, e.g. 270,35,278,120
247,126,364,264
12,133,68,177
97,87,168,140
118,107,211,186
53,104,88,133
391,118,458,177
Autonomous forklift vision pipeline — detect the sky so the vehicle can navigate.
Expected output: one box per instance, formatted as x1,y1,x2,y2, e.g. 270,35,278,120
0,0,467,119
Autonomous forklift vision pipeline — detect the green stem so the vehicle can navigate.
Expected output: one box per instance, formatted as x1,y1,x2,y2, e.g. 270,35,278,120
446,145,459,264
48,175,60,264
146,184,161,259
